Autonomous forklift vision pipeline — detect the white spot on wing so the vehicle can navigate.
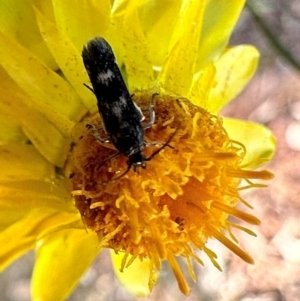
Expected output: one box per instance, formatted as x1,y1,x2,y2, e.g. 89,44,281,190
111,104,122,117
119,96,127,105
97,69,114,85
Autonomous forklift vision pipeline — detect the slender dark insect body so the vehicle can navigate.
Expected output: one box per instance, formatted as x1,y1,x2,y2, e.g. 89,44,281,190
82,37,174,179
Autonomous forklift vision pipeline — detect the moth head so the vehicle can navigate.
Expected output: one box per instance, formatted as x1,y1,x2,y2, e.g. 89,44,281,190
127,152,146,172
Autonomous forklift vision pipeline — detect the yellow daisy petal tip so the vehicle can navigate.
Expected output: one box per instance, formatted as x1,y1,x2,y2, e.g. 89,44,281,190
111,251,157,297
223,118,276,168
32,229,100,301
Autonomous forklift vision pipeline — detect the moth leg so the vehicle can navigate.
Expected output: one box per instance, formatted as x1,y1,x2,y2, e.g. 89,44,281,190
86,124,110,143
145,141,174,149
133,101,145,122
143,93,157,130
145,141,162,147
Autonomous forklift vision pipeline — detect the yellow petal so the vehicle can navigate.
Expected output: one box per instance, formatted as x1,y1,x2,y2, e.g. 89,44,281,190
196,0,246,68
207,45,259,113
0,77,70,166
0,112,26,144
0,144,55,182
188,62,216,109
159,0,206,96
122,8,154,90
52,0,111,52
111,251,158,297
0,0,57,69
33,0,55,22
0,32,86,135
0,209,78,272
223,117,276,167
137,0,183,67
34,8,97,113
32,229,100,301
0,179,75,228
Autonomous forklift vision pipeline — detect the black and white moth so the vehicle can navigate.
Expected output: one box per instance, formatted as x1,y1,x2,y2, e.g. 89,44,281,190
82,37,174,179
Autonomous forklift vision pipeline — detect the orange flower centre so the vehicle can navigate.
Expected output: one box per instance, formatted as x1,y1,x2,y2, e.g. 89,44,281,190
67,92,273,294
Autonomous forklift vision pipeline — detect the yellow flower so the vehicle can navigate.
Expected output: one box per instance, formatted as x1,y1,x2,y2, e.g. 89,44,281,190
0,0,275,300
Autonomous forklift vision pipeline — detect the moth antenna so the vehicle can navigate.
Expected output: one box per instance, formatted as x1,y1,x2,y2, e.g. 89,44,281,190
109,164,132,181
145,127,179,161
96,151,120,171
97,163,132,185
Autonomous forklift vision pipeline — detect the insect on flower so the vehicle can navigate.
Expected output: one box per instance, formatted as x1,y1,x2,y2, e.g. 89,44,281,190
81,37,175,180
